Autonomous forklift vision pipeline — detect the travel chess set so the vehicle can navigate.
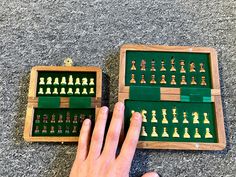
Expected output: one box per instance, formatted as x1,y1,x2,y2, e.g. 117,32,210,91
24,59,102,142
118,44,226,150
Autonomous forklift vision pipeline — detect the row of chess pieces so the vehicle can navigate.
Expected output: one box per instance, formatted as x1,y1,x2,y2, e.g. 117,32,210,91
130,74,207,86
38,75,95,86
130,59,206,73
131,109,211,124
140,126,213,139
34,124,79,134
38,87,95,95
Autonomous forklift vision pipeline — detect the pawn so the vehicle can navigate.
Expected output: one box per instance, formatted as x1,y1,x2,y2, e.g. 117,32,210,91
192,112,199,124
203,113,210,124
151,110,157,122
160,60,166,71
45,88,51,94
183,112,189,124
82,88,88,94
160,75,166,84
140,74,146,84
140,59,146,71
172,114,178,123
58,114,63,123
131,60,136,70
141,110,147,122
150,60,156,71
150,75,156,84
170,75,176,85
75,88,80,94
162,127,169,137
72,126,77,133
60,87,66,94
180,76,187,85
200,63,205,72
205,128,213,138
39,77,45,85
34,126,40,133
89,78,95,85
75,78,81,85
58,126,62,133
51,114,56,123
52,88,58,94
35,115,40,123
191,76,197,85
53,77,59,85
38,87,44,94
68,75,74,85
183,127,190,138
130,74,136,84
151,127,158,137
67,88,73,95
50,126,55,133
170,58,176,71
190,62,196,72
42,125,47,133
61,77,67,85
194,128,201,138
201,76,207,86
46,77,52,85
73,114,78,123
89,88,94,94
180,60,186,73
173,127,180,138
82,78,88,85
141,126,148,136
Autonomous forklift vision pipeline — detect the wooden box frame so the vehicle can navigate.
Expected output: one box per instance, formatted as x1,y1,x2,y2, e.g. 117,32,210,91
24,66,102,142
118,44,226,150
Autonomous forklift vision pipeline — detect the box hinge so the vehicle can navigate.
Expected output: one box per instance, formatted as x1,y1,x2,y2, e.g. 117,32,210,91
129,86,160,101
180,88,212,102
69,97,91,108
38,97,60,108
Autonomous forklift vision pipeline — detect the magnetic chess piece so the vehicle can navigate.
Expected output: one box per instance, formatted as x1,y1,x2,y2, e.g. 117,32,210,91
61,77,67,85
72,126,77,133
89,88,94,94
180,60,186,73
140,59,146,71
170,75,176,85
46,77,52,85
203,113,210,124
39,77,45,85
45,88,51,94
35,115,40,123
43,114,48,123
42,125,47,133
194,128,201,138
172,108,178,123
58,125,62,133
82,88,88,94
67,88,73,95
66,112,70,123
150,59,156,71
173,127,180,138
183,112,189,124
192,112,199,124
73,114,78,123
131,60,136,70
150,75,156,84
52,88,58,94
151,127,158,137
38,87,44,94
75,88,80,94
50,126,55,133
130,74,136,84
180,75,187,85
160,60,166,71
201,76,207,86
141,126,148,136
80,114,86,123
82,78,88,85
199,63,205,72
53,77,59,85
205,128,213,138
162,127,169,137
190,62,196,72
191,76,197,85
140,74,146,84
65,126,70,133
162,109,168,124
170,58,176,71
68,75,74,85
151,110,157,122
58,114,63,123
141,110,147,122
34,126,40,133
51,114,56,123
60,87,66,94
75,78,81,85
89,78,95,85
160,75,167,84
183,127,190,138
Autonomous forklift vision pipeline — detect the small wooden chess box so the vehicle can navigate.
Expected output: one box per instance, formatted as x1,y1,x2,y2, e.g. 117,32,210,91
24,59,102,142
118,44,226,150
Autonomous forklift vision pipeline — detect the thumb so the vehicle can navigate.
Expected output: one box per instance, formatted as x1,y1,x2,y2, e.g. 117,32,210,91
142,172,159,177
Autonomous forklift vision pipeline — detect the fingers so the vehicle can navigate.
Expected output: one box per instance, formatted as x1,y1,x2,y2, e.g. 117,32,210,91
102,102,124,159
142,172,159,177
88,106,109,159
117,112,142,167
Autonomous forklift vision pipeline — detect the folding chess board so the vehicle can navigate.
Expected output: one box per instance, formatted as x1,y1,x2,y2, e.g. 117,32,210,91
118,44,226,150
24,59,102,142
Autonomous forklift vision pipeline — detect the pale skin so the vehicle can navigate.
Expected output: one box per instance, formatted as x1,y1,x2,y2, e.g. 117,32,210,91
70,102,159,177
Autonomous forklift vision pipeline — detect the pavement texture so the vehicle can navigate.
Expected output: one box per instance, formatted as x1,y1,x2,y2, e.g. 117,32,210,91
0,0,236,177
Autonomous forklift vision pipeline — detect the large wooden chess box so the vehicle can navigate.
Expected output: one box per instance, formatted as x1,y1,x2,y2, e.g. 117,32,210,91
118,44,226,150
24,59,102,142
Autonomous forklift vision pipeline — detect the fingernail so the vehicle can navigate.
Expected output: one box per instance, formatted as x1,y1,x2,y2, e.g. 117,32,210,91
115,102,124,111
133,112,141,120
83,119,91,126
101,106,108,113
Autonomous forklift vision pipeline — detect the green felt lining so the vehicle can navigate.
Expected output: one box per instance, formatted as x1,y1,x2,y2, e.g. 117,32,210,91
180,87,211,102
38,97,60,108
130,86,160,101
69,97,92,108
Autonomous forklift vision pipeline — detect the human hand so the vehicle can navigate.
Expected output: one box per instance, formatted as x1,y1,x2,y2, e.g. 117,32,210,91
70,102,159,177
